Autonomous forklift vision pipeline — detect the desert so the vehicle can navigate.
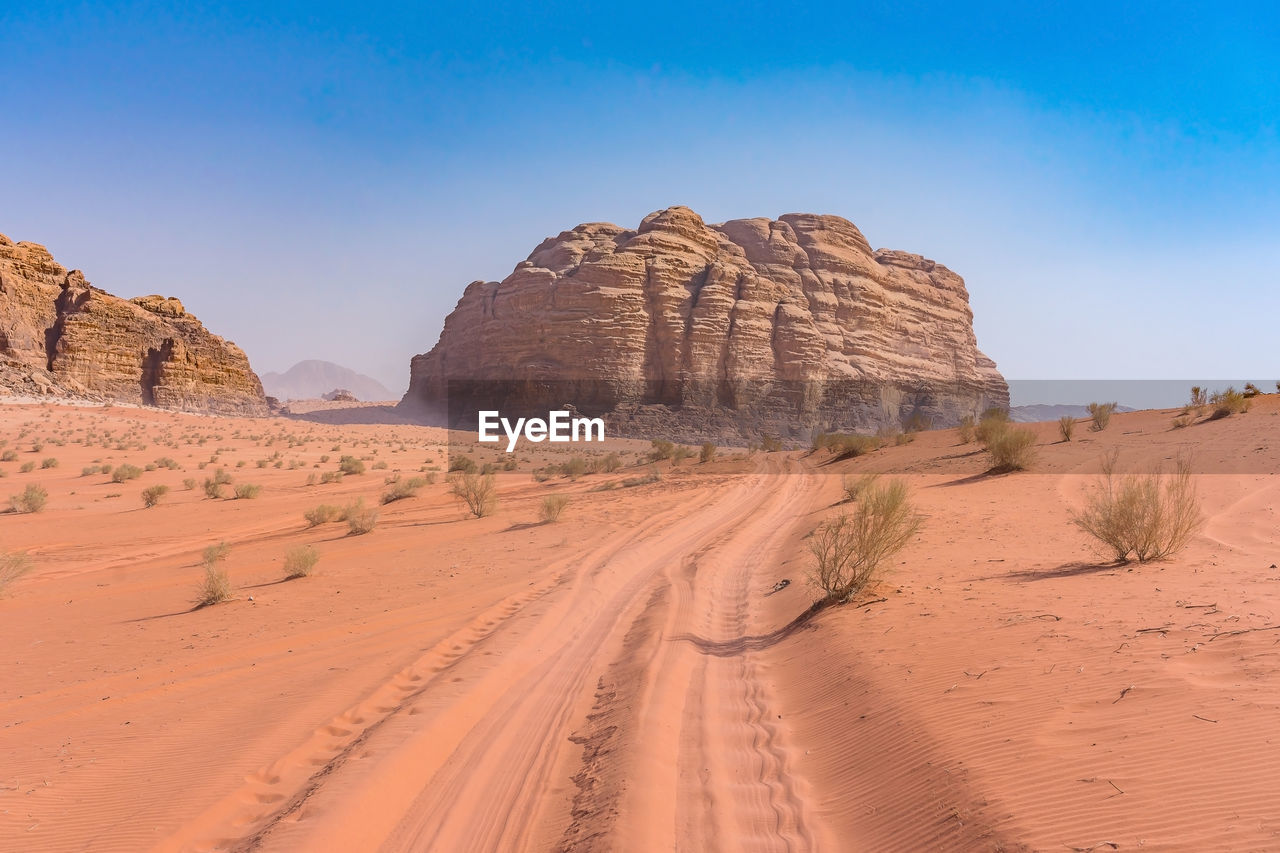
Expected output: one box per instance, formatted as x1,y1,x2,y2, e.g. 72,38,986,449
3,390,1279,850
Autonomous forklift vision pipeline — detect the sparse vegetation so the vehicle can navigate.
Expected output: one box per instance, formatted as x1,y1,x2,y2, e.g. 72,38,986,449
449,471,497,518
980,420,1037,472
343,499,380,535
304,503,342,526
1172,413,1194,429
338,455,365,475
622,466,662,487
957,415,976,444
1058,415,1076,442
283,545,319,579
41,457,59,469
539,494,569,522
142,484,170,508
203,467,233,498
196,565,231,606
448,455,477,474
0,551,33,594
1210,386,1250,419
841,473,880,503
112,463,144,483
381,476,429,504
649,439,675,461
760,436,784,453
1088,401,1118,432
202,540,231,568
700,442,717,464
9,484,48,513
809,478,922,604
1071,452,1203,563
233,483,262,499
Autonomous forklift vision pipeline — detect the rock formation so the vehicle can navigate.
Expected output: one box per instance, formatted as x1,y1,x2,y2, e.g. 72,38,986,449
402,207,1008,442
0,234,268,415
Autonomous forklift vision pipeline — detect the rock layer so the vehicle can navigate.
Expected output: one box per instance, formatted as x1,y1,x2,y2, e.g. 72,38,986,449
402,207,1008,442
0,234,268,415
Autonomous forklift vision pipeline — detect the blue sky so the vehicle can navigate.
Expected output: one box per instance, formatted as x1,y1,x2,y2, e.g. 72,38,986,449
3,1,1278,396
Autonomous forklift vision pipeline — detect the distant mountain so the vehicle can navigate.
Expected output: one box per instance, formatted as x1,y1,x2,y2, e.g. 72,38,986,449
262,360,396,402
1009,403,1136,423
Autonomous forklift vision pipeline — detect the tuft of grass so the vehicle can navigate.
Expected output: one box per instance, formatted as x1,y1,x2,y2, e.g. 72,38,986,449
9,484,48,513
957,415,976,445
112,463,144,483
539,494,569,523
1087,402,1118,432
0,551,33,595
337,455,365,475
196,565,232,607
809,478,922,604
283,545,319,579
203,467,232,498
304,503,342,527
649,439,675,461
981,421,1037,473
700,442,717,464
343,499,379,535
841,473,880,503
449,471,497,518
201,540,231,569
1071,452,1202,563
40,457,59,469
381,476,429,504
233,483,262,499
1058,416,1077,442
142,484,170,508
182,477,197,490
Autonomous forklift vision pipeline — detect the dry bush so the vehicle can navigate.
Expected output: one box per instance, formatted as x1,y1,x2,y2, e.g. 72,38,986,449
0,551,32,595
142,484,169,508
830,434,882,460
41,457,58,469
809,479,922,603
973,408,1010,445
1190,386,1208,408
343,499,380,535
233,483,262,499
957,415,976,445
1210,387,1250,418
1243,382,1262,398
699,442,717,463
203,467,232,498
449,471,497,518
841,473,880,503
202,540,231,568
196,565,232,606
449,455,477,474
1071,452,1203,563
981,422,1037,472
381,476,428,504
622,466,662,487
1087,401,1118,431
112,463,144,483
338,455,366,475
1058,416,1077,442
649,439,675,461
304,504,342,526
760,436,784,452
1172,413,1194,429
283,545,319,579
9,484,48,513
539,494,569,523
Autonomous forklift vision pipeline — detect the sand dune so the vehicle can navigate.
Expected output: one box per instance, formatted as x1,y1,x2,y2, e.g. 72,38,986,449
2,398,1278,850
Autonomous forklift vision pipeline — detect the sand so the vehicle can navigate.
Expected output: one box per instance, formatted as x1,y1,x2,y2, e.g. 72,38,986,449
2,397,1278,851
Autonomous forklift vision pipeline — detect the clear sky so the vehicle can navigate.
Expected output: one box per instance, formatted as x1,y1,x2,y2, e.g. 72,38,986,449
3,1,1277,396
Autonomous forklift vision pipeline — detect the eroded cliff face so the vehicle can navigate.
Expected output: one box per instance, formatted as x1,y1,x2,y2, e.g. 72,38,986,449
0,234,268,415
403,207,1008,442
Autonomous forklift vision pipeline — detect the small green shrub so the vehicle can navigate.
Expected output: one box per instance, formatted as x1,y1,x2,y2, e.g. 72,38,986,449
809,479,922,603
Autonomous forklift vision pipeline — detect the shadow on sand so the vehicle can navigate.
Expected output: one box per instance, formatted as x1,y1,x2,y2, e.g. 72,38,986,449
671,599,836,656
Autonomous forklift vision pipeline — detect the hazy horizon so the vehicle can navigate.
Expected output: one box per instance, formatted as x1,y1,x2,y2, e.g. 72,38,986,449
4,2,1277,394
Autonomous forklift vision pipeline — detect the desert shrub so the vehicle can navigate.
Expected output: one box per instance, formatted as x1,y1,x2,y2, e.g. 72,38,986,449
957,415,976,444
649,440,675,461
1190,386,1208,408
283,545,319,579
809,479,922,603
382,476,428,504
202,540,231,568
338,455,366,475
182,477,196,490
19,461,35,473
203,467,233,498
372,460,388,470
196,565,231,606
622,466,662,487
142,484,170,508
1172,413,1194,429
761,436,784,452
562,456,588,479
1071,453,1202,562
671,445,692,464
344,500,380,535
1243,382,1262,398
841,473,880,503
0,450,16,462
700,442,717,464
233,483,262,499
112,463,143,483
1058,416,1077,442
320,470,344,484
831,434,882,460
1087,402,1118,431
155,456,180,470
0,551,33,594
305,503,342,526
9,484,48,513
600,453,622,473
40,457,58,469
981,422,1037,472
974,408,1011,445
1210,387,1250,419
539,494,569,523
448,455,477,474
449,471,497,518
894,432,914,446
81,466,97,477
256,459,268,468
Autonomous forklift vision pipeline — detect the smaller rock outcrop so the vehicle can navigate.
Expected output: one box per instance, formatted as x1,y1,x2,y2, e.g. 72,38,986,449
0,234,268,415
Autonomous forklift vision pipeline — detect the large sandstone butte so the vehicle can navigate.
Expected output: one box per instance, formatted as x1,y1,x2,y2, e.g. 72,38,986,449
0,234,268,415
403,207,1008,442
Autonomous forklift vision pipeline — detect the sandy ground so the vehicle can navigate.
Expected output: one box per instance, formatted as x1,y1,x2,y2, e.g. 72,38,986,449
1,397,1278,851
